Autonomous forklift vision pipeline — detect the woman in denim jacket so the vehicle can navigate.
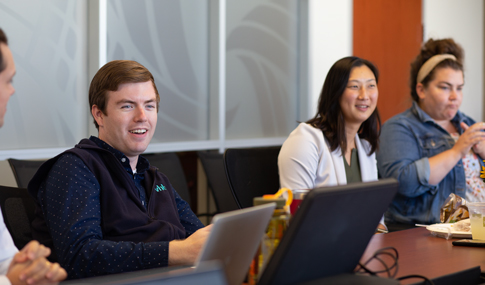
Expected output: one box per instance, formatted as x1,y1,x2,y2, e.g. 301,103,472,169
377,39,485,225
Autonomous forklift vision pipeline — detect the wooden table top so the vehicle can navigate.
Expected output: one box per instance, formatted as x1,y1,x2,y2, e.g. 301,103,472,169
360,227,485,283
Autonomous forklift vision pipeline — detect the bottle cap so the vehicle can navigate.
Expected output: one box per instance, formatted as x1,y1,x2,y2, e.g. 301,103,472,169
253,197,286,208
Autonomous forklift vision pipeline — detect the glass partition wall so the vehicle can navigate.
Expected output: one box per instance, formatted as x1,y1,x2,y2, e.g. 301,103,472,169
0,0,306,159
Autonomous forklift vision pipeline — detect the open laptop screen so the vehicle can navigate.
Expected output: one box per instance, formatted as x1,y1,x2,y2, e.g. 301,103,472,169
258,178,398,285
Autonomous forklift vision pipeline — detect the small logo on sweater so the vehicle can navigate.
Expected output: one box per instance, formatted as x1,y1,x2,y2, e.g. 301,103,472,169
155,184,167,192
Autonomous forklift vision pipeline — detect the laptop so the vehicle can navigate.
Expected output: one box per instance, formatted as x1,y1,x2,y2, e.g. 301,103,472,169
195,202,276,285
62,203,275,285
257,178,398,285
61,260,227,285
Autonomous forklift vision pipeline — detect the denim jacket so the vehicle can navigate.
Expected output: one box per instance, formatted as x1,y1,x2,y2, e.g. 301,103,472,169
377,102,484,224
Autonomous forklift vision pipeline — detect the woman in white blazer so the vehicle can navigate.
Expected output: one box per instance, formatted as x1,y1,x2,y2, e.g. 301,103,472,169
278,56,386,230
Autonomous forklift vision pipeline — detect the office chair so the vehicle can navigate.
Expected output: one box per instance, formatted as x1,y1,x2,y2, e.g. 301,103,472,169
197,151,239,213
144,152,214,218
8,158,47,189
143,153,192,205
0,185,36,250
385,222,416,232
223,146,281,209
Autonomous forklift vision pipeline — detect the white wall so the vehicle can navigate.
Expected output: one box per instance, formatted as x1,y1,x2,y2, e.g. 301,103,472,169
307,0,352,120
307,0,484,122
423,0,484,121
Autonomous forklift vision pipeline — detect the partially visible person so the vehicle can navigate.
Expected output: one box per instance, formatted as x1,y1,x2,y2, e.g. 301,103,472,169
278,56,386,230
0,28,67,285
28,60,211,279
1,238,66,285
377,38,485,225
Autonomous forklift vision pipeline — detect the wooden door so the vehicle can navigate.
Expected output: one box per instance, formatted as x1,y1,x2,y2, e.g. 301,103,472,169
353,0,422,122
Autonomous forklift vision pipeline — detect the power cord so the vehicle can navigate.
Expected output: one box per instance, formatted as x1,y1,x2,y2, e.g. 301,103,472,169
355,247,435,284
355,247,399,278
397,274,435,285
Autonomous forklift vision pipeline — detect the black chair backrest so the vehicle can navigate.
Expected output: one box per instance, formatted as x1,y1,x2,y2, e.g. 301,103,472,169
197,151,239,213
143,153,192,205
224,146,281,209
8,159,46,189
0,185,36,250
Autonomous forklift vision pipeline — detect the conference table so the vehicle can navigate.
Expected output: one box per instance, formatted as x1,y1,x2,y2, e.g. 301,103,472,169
360,227,485,284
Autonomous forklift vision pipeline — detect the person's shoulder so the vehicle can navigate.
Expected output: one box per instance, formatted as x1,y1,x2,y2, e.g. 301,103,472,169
29,149,91,192
74,137,103,151
289,122,322,138
51,139,108,174
282,123,326,151
45,153,92,182
280,123,328,160
381,108,421,132
55,152,86,166
384,108,413,123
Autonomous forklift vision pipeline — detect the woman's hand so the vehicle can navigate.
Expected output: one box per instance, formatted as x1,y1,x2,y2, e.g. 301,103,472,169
458,122,485,158
428,122,485,185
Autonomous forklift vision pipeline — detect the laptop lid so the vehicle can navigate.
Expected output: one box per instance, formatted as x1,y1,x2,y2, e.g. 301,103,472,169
196,202,276,285
61,261,227,285
258,178,398,285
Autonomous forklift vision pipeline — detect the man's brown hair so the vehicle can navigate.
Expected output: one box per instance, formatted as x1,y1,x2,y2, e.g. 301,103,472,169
89,60,160,129
0,28,9,73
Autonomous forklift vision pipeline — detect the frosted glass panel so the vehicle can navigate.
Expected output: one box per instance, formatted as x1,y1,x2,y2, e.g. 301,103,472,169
0,0,88,150
107,0,210,143
226,0,299,139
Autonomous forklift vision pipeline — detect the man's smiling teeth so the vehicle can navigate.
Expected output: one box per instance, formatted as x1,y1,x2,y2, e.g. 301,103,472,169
130,129,147,134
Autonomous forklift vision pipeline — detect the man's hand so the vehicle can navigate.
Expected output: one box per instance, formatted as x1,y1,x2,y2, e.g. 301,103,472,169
168,224,213,266
6,241,67,285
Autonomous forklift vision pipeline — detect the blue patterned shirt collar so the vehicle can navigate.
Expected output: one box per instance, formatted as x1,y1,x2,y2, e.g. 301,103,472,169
89,136,150,174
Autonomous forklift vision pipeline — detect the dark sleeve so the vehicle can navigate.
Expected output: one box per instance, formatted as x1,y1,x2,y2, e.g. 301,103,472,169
38,154,170,279
172,189,204,236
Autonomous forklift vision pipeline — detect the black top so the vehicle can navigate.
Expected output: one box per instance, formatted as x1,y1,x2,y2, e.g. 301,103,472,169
28,137,203,279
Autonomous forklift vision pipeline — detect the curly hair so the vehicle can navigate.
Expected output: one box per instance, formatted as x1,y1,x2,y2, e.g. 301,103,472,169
410,38,464,102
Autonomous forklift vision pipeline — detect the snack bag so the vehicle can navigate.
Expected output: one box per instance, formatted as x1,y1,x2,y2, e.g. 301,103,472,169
440,193,469,223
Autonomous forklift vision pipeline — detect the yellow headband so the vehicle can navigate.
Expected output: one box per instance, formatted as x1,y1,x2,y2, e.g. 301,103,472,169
417,54,457,83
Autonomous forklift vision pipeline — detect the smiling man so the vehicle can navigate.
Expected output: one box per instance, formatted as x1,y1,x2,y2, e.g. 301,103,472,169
28,60,210,279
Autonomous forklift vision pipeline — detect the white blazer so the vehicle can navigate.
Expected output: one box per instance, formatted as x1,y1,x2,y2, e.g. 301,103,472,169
278,123,378,190
278,123,384,226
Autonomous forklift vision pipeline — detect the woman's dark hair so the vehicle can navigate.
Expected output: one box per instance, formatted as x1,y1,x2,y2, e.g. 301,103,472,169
306,56,381,155
410,38,464,102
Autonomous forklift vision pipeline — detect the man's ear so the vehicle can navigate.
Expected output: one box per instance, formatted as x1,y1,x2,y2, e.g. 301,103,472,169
92,105,104,128
416,83,426,100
